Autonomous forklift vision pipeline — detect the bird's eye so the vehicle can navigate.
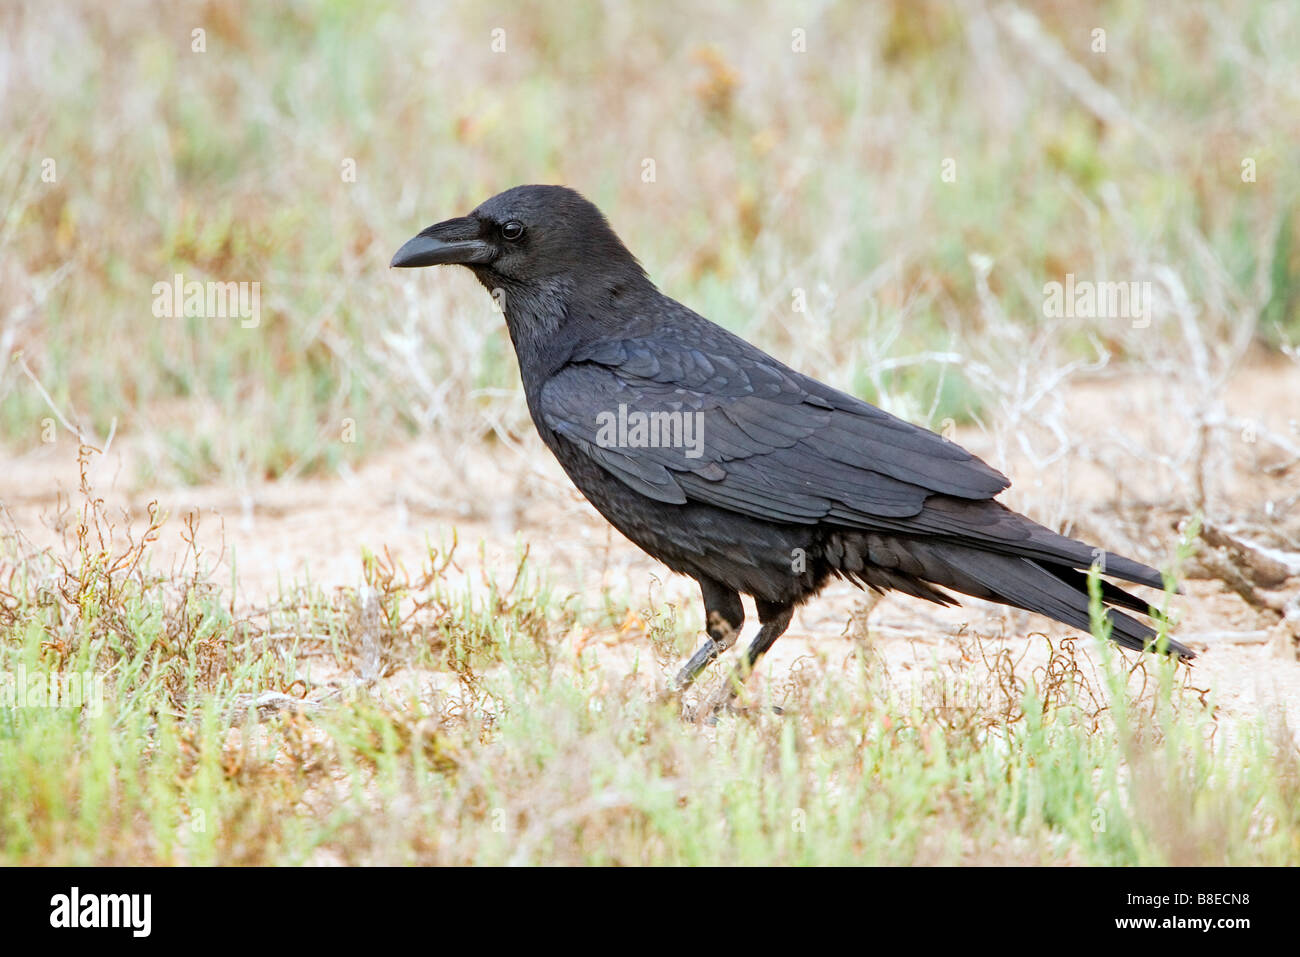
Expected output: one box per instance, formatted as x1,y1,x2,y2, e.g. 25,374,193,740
501,221,525,241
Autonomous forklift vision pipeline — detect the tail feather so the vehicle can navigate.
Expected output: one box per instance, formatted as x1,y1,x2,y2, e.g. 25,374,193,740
938,547,1192,658
1038,561,1166,619
859,497,1168,590
837,531,1194,659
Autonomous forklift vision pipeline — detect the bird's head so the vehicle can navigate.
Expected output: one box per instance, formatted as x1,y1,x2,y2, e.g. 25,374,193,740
390,184,645,291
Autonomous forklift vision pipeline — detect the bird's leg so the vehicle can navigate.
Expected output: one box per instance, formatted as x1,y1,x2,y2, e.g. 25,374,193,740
674,614,738,690
672,580,744,693
699,601,794,718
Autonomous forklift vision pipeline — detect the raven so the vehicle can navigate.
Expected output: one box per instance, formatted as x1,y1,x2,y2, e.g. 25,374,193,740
392,185,1191,711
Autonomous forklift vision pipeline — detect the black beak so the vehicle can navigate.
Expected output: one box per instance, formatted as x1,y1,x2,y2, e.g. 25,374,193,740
390,216,496,268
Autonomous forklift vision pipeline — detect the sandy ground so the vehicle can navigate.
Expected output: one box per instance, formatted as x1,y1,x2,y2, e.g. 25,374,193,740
3,358,1299,734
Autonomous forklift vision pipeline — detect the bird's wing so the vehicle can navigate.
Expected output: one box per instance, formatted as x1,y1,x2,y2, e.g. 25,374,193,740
538,332,1009,526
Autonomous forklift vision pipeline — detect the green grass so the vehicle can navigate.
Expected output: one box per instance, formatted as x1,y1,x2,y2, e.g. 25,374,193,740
2,457,1297,865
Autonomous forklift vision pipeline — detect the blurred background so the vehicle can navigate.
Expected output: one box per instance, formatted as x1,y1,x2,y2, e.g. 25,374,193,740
2,0,1295,481
5,0,1299,641
0,0,1295,640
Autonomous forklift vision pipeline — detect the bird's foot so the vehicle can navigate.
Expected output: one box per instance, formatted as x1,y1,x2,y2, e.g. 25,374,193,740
680,684,785,725
678,692,738,726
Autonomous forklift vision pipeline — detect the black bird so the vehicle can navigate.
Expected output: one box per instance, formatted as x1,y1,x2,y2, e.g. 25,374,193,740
392,185,1191,711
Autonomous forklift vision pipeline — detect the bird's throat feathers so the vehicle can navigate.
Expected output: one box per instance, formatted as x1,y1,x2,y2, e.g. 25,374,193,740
475,271,572,352
476,265,656,374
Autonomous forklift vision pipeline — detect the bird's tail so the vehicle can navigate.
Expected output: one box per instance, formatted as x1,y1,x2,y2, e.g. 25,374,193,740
839,530,1193,659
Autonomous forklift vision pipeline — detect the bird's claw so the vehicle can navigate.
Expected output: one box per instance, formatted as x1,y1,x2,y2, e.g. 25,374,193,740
679,691,785,725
